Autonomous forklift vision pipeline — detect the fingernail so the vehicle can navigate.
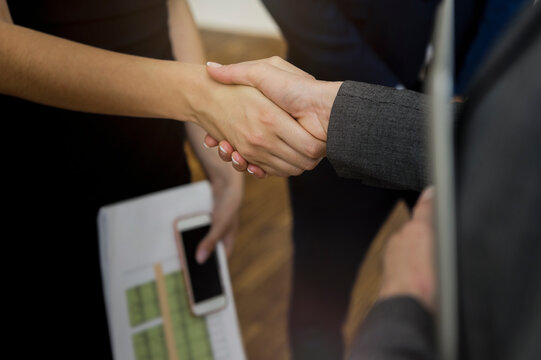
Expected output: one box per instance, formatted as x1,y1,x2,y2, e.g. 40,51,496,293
196,249,208,264
203,142,210,149
219,145,226,154
232,157,240,166
421,186,435,201
207,61,222,68
247,168,255,175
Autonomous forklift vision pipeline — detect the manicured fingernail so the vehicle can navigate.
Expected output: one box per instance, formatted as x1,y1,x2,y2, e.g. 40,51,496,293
207,61,222,68
247,168,255,175
203,142,210,149
196,249,208,264
219,145,226,154
232,157,240,166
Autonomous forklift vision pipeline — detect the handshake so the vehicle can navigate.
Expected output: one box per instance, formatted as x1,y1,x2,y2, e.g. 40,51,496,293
196,56,343,179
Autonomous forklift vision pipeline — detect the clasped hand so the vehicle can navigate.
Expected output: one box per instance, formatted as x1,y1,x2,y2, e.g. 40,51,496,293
201,56,342,178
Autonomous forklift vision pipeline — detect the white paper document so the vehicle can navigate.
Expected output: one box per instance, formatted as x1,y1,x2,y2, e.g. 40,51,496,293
98,181,246,360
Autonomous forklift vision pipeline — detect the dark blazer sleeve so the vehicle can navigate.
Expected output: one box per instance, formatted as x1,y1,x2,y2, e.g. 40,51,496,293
348,297,435,360
327,81,430,191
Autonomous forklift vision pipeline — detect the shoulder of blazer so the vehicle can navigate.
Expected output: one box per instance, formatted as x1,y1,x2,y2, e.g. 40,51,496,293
462,4,541,112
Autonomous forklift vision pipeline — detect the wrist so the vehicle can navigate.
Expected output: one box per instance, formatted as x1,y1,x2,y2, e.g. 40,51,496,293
163,62,209,124
209,168,244,203
378,276,435,312
315,81,342,137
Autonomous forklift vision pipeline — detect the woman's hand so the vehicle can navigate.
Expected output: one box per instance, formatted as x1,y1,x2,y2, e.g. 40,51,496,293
185,123,244,263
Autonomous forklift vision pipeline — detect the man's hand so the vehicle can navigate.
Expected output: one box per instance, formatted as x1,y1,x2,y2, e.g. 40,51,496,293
378,187,436,312
204,57,342,178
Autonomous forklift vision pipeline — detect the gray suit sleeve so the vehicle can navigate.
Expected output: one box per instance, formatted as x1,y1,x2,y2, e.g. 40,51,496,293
348,297,435,360
327,81,429,191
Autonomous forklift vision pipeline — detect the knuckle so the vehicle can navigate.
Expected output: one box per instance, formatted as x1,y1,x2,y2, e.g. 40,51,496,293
240,147,254,159
253,63,267,76
247,132,265,147
304,141,324,159
247,64,266,85
292,167,304,176
260,113,275,126
304,159,319,171
269,56,283,65
265,168,278,177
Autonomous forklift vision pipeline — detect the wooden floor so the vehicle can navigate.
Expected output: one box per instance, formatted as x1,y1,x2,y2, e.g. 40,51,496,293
187,30,411,360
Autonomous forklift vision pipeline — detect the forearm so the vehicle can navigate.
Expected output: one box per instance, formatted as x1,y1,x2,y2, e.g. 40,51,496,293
0,20,204,123
168,0,238,183
168,0,206,64
0,0,12,22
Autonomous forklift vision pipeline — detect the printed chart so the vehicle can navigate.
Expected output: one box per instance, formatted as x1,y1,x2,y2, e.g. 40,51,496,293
127,267,213,360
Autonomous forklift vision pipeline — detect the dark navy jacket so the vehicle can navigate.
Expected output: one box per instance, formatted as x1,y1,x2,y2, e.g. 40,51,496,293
263,0,527,93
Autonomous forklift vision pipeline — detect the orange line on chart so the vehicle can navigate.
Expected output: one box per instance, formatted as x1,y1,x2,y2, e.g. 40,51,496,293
154,263,180,360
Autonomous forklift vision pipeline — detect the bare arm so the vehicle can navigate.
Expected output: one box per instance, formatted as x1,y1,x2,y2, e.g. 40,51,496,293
0,0,12,22
0,0,322,176
167,0,244,262
0,1,198,121
167,0,205,64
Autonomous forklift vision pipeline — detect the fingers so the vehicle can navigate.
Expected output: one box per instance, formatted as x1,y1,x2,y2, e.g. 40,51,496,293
263,56,314,79
206,56,312,87
247,164,266,178
218,149,267,179
207,61,257,86
413,186,435,222
223,225,237,258
204,134,219,148
206,136,309,178
231,151,247,171
218,140,233,162
207,59,304,106
274,119,327,161
196,213,232,264
242,100,326,165
196,227,220,264
211,141,261,175
259,155,304,177
231,153,267,179
214,114,322,175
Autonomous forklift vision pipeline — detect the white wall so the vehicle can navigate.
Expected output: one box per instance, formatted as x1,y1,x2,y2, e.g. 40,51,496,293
186,0,281,37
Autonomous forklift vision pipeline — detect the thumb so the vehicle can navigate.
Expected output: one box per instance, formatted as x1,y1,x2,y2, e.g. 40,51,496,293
195,215,227,264
413,186,435,222
207,61,296,111
206,61,257,87
204,134,219,148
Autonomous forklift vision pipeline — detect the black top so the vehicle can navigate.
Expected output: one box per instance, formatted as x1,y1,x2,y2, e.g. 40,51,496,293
8,0,175,58
4,0,191,206
4,2,191,358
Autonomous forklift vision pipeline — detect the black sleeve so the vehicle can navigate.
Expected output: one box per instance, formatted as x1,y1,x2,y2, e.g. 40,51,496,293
327,81,430,191
348,296,435,360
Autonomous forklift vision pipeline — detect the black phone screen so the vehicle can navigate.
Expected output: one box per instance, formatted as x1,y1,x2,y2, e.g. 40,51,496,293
181,225,224,302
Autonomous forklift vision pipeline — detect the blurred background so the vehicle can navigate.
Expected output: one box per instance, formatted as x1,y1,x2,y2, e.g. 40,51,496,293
183,1,411,359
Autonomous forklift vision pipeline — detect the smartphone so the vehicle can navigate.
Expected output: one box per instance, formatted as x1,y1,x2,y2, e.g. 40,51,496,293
174,213,227,316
